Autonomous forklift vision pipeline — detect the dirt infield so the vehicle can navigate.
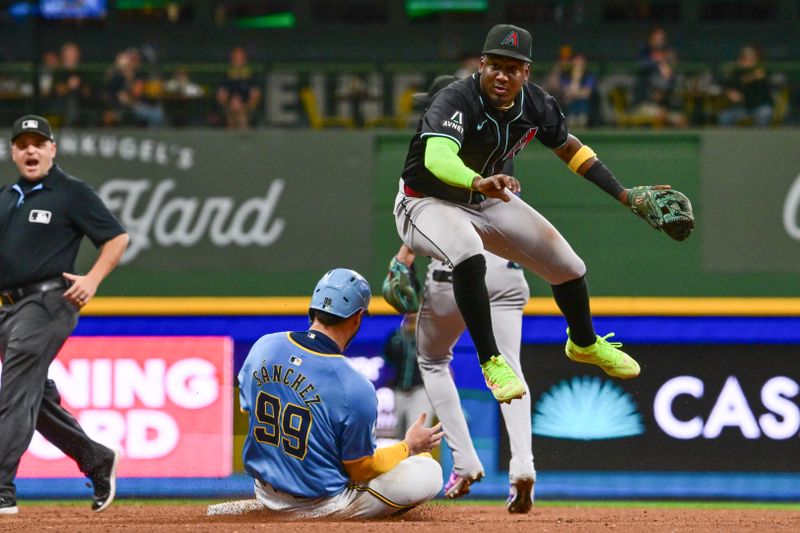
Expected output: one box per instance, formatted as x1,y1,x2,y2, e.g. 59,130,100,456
1,502,799,532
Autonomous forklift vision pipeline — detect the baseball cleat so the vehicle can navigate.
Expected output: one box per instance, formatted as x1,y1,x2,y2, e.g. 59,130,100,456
444,470,484,499
90,448,120,513
481,355,525,403
565,329,640,379
0,497,18,515
507,477,534,514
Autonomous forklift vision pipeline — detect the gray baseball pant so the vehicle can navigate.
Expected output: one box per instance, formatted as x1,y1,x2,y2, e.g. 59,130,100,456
416,252,535,481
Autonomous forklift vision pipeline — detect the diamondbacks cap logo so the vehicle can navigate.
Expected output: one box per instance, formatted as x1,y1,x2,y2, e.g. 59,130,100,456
22,119,39,130
501,31,519,47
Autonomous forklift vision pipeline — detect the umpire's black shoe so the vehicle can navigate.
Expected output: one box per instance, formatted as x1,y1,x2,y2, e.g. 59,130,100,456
0,496,18,515
90,449,120,513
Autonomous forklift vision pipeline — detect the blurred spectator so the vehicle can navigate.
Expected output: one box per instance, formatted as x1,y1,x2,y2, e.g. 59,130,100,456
382,313,433,439
454,51,481,79
545,46,596,127
38,50,60,99
102,48,165,127
718,44,774,127
216,46,262,129
163,66,203,98
162,66,204,127
631,27,687,127
53,42,93,127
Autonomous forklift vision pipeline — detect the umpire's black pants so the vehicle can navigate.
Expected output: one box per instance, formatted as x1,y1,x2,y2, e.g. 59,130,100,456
0,290,113,500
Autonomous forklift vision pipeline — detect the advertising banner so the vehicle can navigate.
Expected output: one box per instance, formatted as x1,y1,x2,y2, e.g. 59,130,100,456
500,343,800,472
7,336,233,478
0,130,375,295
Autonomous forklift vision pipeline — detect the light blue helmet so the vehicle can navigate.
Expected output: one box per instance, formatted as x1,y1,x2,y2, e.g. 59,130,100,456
309,268,371,321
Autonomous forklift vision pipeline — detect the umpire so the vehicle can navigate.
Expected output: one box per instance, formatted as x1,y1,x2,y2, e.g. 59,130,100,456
0,115,129,515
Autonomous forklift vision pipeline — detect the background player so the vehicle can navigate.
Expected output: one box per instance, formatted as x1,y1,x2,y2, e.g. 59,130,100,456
391,242,535,514
381,312,434,439
394,23,666,403
234,268,444,519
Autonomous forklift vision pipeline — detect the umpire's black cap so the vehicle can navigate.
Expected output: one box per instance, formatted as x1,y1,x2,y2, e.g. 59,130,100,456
482,24,532,63
412,75,458,106
11,114,54,143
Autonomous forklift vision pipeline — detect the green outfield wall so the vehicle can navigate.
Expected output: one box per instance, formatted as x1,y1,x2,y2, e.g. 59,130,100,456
3,129,798,297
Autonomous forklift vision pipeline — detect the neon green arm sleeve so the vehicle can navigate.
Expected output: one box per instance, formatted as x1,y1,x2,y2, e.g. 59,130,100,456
424,136,480,190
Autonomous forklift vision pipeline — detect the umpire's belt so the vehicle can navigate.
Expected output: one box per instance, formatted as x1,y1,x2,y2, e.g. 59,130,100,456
432,270,453,283
0,277,70,305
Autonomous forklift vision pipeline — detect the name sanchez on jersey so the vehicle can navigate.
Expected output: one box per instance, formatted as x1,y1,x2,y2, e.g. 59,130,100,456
251,360,322,406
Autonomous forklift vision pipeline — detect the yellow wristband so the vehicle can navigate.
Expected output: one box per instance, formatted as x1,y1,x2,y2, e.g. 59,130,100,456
567,145,597,174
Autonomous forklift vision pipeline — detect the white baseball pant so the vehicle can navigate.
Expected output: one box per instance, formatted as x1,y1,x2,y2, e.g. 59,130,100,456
251,455,442,519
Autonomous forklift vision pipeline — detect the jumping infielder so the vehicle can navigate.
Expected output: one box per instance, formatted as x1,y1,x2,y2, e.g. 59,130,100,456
390,75,535,512
231,269,444,519
394,23,649,404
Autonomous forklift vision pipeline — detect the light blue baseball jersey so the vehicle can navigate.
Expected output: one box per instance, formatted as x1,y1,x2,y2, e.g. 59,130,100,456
239,329,378,498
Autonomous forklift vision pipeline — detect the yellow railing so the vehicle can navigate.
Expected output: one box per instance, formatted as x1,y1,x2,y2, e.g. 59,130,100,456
81,297,800,316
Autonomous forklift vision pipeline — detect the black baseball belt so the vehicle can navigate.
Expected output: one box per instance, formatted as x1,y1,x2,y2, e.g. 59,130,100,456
0,277,71,306
432,261,520,284
432,270,453,283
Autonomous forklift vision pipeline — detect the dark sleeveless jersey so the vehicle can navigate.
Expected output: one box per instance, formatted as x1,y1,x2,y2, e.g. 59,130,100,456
400,74,569,201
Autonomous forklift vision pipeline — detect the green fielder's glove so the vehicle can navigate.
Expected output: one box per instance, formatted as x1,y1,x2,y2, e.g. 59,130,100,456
627,186,695,241
382,257,420,313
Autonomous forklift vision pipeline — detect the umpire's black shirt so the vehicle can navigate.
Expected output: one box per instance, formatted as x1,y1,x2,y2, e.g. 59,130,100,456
0,164,125,290
401,73,569,200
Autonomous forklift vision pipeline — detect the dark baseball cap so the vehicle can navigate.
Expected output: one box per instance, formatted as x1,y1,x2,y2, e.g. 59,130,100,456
482,24,532,63
412,75,458,106
10,114,54,143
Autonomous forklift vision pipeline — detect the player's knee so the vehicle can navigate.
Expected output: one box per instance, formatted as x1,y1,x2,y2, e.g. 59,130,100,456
551,257,586,285
452,253,486,274
417,353,452,374
409,455,444,501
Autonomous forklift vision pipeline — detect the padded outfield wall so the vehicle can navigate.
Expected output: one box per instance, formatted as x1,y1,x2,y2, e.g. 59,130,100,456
2,129,798,297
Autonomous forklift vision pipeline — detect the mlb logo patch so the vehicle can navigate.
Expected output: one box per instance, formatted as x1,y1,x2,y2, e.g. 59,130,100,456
290,355,303,366
29,210,51,224
22,119,39,129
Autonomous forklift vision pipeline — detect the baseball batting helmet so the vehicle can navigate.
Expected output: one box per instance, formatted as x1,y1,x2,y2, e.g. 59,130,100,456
309,268,371,321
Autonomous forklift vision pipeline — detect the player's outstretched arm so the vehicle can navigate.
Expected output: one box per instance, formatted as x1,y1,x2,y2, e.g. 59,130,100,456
552,134,694,240
404,413,444,456
551,134,634,205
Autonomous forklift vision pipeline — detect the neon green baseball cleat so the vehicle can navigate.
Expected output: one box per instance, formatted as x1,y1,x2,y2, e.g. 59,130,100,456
481,355,526,403
564,330,641,379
